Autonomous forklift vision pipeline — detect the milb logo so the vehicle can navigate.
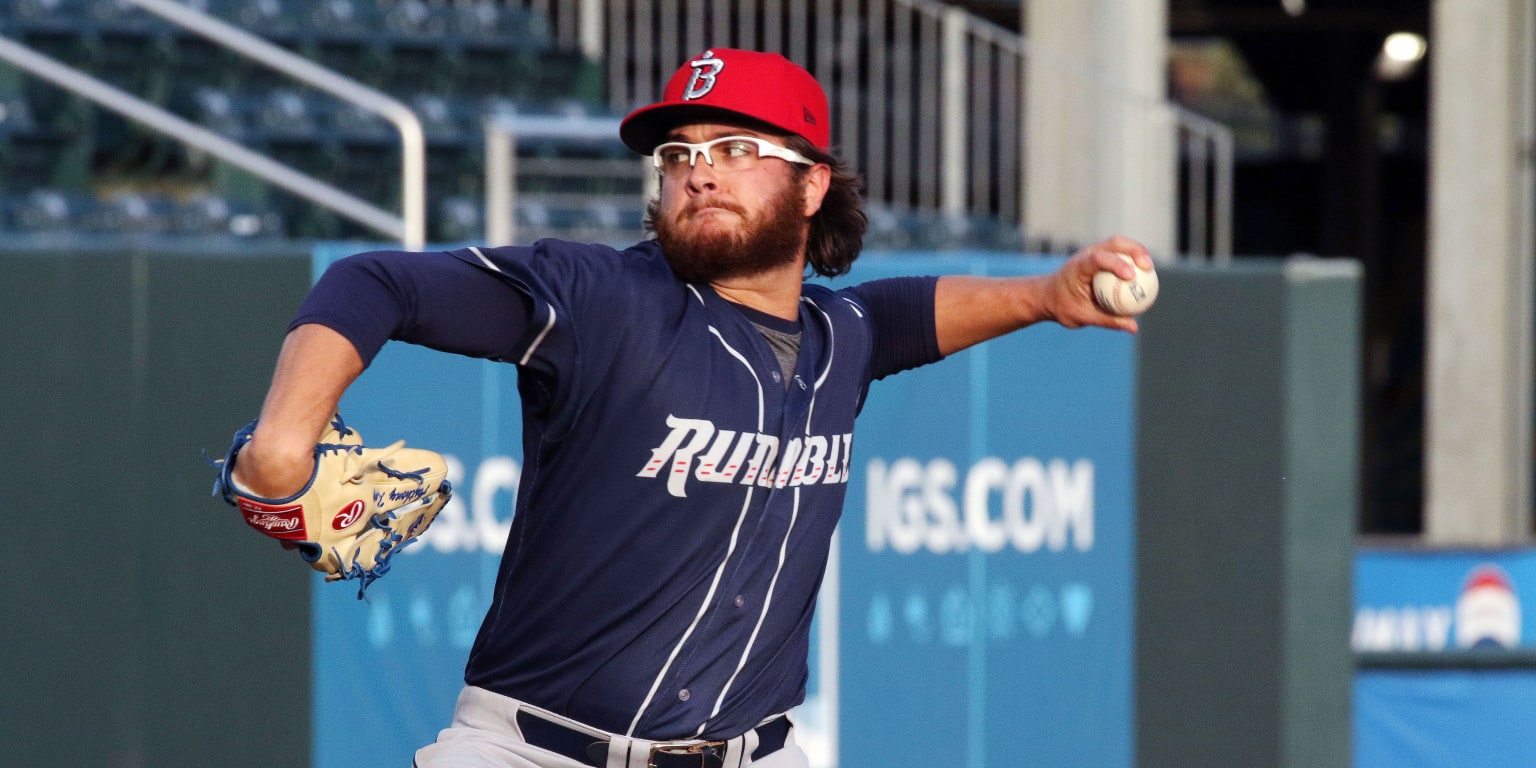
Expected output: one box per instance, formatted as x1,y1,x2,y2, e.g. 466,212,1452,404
865,456,1096,555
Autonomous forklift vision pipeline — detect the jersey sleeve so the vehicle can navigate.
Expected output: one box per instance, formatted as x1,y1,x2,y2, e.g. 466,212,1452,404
291,249,535,367
846,276,943,380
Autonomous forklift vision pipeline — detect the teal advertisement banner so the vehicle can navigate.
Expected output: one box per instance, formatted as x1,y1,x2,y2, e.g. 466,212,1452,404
833,255,1136,768
308,246,1137,767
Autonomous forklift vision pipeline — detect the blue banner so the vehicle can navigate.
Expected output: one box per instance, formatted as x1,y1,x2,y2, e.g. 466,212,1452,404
1354,548,1536,767
833,255,1136,768
308,246,1137,767
1356,669,1536,768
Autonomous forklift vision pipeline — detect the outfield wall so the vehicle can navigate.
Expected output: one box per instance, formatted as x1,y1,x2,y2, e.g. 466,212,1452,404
1,242,1357,767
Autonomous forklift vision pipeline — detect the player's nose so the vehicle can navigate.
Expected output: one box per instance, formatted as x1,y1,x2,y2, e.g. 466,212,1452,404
684,155,720,190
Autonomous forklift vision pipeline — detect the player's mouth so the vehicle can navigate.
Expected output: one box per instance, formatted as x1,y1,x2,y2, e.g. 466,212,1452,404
683,198,746,221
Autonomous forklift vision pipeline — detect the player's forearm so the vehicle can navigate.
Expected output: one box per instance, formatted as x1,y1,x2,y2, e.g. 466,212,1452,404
934,238,1151,355
933,274,1053,356
232,323,364,498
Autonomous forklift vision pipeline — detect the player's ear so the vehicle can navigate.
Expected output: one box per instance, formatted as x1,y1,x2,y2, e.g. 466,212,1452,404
801,163,832,218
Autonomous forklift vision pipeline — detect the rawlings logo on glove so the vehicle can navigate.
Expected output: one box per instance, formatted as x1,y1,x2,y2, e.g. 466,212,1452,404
212,414,452,597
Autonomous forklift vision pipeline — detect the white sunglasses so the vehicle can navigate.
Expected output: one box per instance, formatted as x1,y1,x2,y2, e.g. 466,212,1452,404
651,135,815,176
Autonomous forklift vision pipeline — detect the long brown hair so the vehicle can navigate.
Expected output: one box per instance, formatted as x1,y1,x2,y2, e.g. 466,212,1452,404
786,135,867,278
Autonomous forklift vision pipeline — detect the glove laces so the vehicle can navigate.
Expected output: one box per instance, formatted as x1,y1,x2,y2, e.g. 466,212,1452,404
339,440,407,484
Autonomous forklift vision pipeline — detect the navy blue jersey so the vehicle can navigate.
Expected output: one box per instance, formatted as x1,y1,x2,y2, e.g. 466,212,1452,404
293,239,940,741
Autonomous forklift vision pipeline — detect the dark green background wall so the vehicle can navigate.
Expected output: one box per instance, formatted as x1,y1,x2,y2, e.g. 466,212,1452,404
1,241,313,767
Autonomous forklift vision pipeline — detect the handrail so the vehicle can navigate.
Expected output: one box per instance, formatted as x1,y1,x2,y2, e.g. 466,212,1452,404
0,33,400,239
127,0,426,249
482,113,630,245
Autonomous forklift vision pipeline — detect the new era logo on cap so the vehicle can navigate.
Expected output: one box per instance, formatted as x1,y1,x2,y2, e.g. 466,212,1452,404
620,48,831,154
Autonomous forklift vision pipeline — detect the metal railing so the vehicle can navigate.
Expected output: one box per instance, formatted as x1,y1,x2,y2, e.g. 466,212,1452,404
483,113,640,244
0,32,413,242
476,0,1235,258
126,0,426,248
0,0,428,248
1177,107,1235,262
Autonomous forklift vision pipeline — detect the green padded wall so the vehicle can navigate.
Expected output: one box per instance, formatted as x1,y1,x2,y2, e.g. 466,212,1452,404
1,241,313,767
1136,258,1360,768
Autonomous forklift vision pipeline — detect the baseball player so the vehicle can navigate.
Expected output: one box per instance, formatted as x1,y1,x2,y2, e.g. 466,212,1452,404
227,48,1151,768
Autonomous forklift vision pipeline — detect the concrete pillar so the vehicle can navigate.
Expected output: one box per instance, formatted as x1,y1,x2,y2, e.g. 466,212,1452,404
1021,0,1175,255
1425,0,1535,543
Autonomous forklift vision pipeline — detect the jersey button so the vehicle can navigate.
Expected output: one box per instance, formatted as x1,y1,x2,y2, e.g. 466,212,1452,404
734,595,746,608
678,689,691,702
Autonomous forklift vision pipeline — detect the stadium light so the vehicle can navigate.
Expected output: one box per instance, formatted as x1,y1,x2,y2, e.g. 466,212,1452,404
1376,31,1428,80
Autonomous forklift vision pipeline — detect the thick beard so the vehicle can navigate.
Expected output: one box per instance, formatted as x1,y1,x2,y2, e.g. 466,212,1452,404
654,181,808,285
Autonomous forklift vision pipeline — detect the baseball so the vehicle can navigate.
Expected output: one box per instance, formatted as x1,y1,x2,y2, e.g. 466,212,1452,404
1092,253,1159,316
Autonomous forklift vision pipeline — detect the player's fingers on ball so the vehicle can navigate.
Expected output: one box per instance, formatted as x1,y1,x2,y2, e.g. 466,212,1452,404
1102,234,1150,259
1088,247,1135,278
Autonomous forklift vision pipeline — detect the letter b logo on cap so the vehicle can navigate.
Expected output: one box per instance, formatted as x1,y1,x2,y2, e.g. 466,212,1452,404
684,50,725,100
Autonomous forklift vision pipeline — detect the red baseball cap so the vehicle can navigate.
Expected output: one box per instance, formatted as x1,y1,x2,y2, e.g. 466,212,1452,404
620,48,830,154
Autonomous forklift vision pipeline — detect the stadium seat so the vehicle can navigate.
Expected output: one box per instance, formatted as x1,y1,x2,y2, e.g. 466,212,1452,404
381,0,448,42
85,0,177,37
5,0,90,30
584,200,628,231
329,101,393,146
863,205,913,250
188,86,251,141
11,188,84,233
247,89,347,186
515,200,549,229
6,0,99,74
519,49,604,103
446,2,499,41
226,0,303,44
85,190,176,235
165,32,245,95
0,88,39,135
433,194,481,244
251,88,326,145
303,0,376,39
411,93,470,146
384,41,460,97
172,191,285,237
301,0,387,86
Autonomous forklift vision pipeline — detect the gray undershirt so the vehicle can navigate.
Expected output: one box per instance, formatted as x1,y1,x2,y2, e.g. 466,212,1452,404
752,323,801,389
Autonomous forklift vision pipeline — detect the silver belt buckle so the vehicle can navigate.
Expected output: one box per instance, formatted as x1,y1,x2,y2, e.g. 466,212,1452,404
648,738,726,767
